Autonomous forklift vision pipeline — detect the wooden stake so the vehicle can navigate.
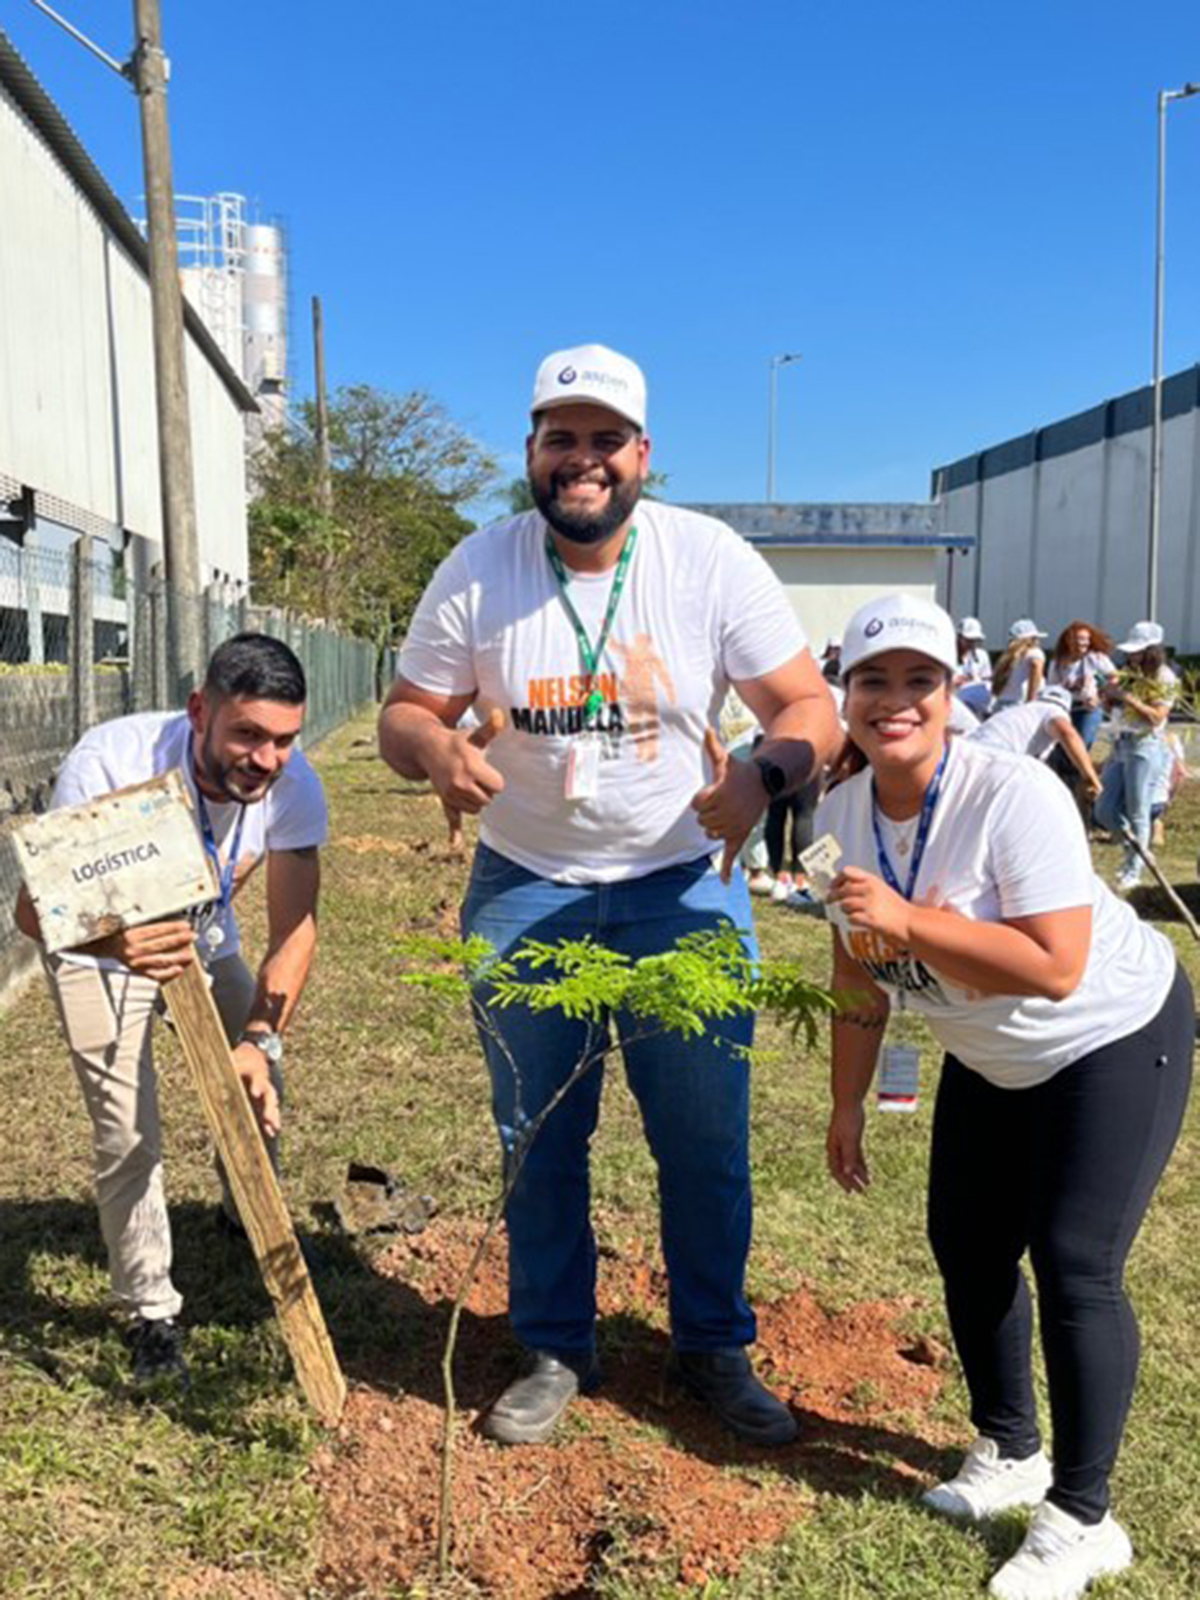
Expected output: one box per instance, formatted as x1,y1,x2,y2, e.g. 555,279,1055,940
165,961,346,1424
1119,826,1200,942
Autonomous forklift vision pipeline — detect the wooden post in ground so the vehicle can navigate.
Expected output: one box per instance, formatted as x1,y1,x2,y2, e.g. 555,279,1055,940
13,774,346,1423
1119,825,1200,942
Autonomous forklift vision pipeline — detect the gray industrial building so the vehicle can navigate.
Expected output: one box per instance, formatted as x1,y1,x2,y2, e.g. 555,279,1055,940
932,366,1200,651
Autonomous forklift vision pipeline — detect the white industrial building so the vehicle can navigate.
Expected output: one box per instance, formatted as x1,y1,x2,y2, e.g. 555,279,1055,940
688,502,972,646
0,29,258,585
932,366,1200,651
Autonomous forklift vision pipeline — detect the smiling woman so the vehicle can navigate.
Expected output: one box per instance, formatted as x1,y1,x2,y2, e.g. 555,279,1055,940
815,593,1193,1600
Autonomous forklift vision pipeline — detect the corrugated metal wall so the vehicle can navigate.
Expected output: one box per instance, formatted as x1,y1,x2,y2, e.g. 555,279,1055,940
0,81,249,580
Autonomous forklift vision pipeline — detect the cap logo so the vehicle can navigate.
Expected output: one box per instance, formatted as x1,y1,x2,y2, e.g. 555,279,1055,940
864,618,883,637
557,366,577,385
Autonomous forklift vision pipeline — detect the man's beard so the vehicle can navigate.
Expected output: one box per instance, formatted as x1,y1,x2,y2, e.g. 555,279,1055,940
531,470,642,545
195,726,277,804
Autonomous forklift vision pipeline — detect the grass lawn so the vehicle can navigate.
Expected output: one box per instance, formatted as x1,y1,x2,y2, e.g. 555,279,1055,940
1,713,1198,1598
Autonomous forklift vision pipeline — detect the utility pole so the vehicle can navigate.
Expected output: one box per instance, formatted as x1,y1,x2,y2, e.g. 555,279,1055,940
131,0,201,696
312,295,333,516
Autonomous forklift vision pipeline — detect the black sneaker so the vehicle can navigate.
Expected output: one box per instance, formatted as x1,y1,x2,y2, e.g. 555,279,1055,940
672,1346,798,1445
481,1351,599,1446
129,1317,190,1388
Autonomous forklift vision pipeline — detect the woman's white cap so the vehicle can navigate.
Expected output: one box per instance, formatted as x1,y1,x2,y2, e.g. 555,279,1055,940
957,616,986,641
1008,618,1047,641
840,594,959,680
1117,620,1164,653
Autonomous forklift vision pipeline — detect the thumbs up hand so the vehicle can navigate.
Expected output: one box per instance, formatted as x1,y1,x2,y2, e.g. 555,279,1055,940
691,726,767,884
423,707,506,834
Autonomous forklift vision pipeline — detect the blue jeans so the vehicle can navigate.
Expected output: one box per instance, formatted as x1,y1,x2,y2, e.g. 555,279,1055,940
1095,735,1160,880
461,844,759,1361
1072,705,1103,750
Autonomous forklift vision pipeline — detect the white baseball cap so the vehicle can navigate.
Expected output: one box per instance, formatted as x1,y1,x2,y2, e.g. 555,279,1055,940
1011,614,1049,640
1117,620,1164,653
531,343,647,431
840,594,959,680
957,616,986,641
1009,618,1047,641
1037,685,1073,711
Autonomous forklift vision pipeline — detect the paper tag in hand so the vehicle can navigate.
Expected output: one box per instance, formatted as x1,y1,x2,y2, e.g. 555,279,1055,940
798,832,843,900
565,735,601,802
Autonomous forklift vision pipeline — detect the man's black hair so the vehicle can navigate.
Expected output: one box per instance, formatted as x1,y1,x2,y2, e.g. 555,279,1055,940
203,633,307,704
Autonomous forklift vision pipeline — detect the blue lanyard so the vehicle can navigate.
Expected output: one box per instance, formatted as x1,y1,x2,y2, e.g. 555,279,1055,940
870,745,949,902
195,791,247,912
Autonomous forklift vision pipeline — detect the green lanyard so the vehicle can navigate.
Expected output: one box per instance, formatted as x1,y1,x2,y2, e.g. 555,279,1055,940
544,526,638,719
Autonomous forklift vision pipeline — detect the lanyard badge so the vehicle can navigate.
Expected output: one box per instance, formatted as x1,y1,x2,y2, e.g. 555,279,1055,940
194,792,247,956
545,526,638,800
869,743,949,1015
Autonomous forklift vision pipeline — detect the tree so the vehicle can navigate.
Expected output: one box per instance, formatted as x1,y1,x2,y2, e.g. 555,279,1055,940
248,385,500,653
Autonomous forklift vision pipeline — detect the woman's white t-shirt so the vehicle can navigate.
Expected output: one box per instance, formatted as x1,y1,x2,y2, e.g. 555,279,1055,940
969,700,1065,761
992,647,1045,708
1111,664,1178,740
399,504,807,883
1048,651,1115,708
815,739,1175,1088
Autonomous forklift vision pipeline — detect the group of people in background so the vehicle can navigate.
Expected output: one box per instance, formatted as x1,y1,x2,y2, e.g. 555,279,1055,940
949,612,1186,893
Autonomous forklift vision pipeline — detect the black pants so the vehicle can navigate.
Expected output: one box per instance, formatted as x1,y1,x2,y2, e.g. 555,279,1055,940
764,779,819,875
927,965,1193,1523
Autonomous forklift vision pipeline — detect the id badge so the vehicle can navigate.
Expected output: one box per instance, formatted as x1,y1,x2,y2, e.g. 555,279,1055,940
565,734,601,802
877,1044,921,1113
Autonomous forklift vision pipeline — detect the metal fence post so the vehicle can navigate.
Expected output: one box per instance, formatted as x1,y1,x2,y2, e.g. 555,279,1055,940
69,535,97,741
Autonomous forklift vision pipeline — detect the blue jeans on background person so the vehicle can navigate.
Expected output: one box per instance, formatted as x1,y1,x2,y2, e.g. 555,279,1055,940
1094,734,1161,882
461,843,758,1368
1071,704,1104,749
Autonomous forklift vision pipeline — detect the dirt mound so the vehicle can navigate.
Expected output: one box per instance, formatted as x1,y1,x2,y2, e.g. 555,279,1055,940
312,1221,950,1598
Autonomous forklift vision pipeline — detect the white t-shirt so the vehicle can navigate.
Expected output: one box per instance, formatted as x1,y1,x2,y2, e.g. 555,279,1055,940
969,700,1066,761
992,647,1045,707
815,738,1175,1088
51,710,328,962
957,645,992,684
398,503,808,883
1048,651,1115,707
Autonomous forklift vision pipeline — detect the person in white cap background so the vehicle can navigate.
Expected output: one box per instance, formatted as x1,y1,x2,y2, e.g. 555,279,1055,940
953,616,992,721
1094,621,1178,892
379,343,840,1448
990,619,1047,710
815,592,1191,1600
968,685,1102,799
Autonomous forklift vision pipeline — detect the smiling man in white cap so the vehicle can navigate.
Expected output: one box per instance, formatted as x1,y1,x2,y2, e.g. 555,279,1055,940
380,342,839,1448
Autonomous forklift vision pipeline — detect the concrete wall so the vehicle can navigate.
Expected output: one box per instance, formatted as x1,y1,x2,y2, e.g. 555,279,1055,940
933,370,1200,650
0,72,250,581
686,501,961,649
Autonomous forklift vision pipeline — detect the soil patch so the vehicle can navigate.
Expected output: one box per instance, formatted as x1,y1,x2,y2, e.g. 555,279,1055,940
312,1220,951,1598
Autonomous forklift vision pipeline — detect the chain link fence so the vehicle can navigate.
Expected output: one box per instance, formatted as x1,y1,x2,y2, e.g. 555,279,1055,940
0,534,385,1001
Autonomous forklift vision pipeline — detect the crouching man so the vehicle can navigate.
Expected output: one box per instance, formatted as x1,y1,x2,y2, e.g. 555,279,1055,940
15,634,327,1386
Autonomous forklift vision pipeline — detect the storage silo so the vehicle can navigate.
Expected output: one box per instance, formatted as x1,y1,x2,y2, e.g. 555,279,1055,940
242,222,288,438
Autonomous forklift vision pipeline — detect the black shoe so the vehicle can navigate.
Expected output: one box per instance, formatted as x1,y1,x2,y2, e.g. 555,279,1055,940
129,1317,190,1389
481,1351,598,1446
673,1347,797,1445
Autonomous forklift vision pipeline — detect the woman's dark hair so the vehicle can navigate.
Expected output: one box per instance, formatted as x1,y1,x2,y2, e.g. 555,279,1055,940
1053,620,1114,665
203,633,307,704
1131,645,1166,677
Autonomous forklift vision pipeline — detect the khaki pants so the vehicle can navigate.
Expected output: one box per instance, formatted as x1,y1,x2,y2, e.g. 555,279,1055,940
46,954,281,1321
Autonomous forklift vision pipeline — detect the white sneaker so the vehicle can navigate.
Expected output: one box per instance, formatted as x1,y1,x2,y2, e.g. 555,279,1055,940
1115,872,1141,894
988,1502,1133,1600
770,873,794,903
922,1436,1052,1521
746,870,775,896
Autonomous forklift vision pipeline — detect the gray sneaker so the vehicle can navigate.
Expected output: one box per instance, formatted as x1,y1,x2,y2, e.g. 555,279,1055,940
481,1352,598,1446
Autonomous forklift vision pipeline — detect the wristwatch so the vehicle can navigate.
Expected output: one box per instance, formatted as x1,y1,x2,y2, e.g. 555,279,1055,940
238,1029,284,1065
754,756,789,799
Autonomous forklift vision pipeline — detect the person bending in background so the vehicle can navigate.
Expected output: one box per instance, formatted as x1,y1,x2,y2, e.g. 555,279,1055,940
990,619,1047,710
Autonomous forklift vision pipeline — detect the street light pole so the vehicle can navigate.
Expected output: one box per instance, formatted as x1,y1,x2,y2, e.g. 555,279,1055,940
1148,81,1199,623
766,352,802,502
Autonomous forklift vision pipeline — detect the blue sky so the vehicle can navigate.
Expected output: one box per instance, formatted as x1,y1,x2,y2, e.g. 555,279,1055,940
4,0,1199,510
